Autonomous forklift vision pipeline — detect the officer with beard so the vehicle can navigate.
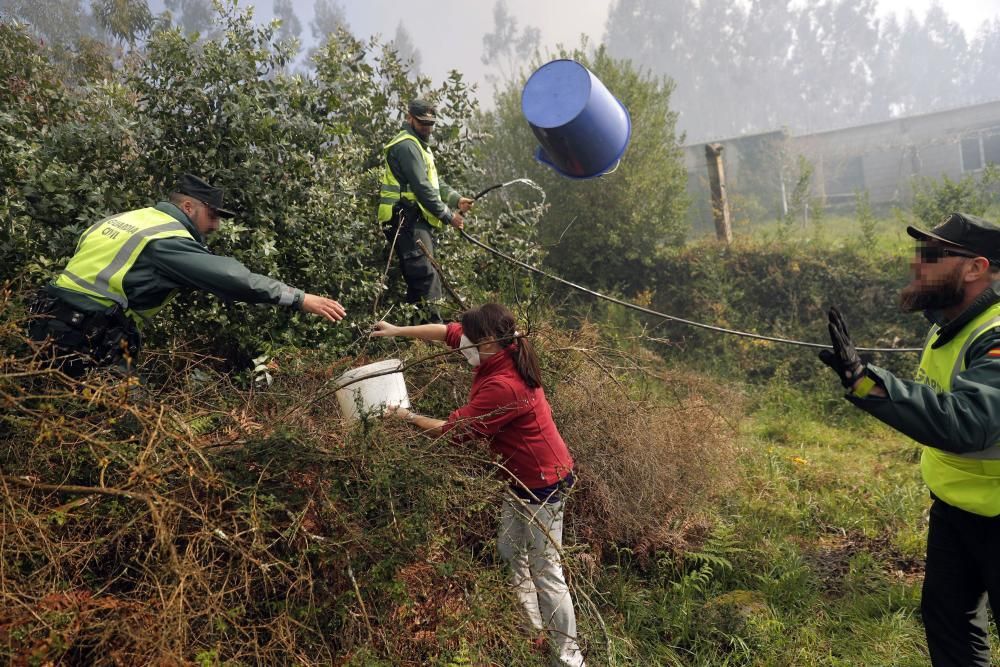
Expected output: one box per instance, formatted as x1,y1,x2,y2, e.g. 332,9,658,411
820,212,1000,667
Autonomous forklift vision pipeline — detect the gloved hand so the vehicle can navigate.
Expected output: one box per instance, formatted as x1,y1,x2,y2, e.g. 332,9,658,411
819,306,866,388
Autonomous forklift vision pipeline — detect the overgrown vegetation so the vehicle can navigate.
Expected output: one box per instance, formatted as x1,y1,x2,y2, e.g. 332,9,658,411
643,234,922,387
5,2,995,664
1,289,741,665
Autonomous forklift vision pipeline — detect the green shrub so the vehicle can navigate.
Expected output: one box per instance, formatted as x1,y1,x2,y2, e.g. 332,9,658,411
910,165,1000,225
647,237,923,383
1,4,542,368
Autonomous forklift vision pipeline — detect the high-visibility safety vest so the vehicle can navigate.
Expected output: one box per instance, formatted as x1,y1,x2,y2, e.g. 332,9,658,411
916,301,1000,516
54,207,195,326
377,130,443,229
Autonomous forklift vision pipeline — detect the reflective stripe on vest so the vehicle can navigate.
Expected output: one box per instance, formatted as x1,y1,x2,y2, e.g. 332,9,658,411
917,302,1000,516
53,207,194,324
377,130,442,228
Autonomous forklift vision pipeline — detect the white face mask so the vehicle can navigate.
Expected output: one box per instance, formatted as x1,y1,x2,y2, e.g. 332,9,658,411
459,334,481,366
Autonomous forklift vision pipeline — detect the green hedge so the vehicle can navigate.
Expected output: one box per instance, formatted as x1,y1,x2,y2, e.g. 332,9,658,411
647,237,923,384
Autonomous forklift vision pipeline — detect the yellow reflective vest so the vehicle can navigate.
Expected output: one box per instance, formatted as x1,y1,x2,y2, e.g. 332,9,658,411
917,301,1000,516
54,207,195,326
377,130,443,229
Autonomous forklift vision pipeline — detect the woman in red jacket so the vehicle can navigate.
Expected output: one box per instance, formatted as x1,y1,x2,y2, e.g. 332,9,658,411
373,303,585,667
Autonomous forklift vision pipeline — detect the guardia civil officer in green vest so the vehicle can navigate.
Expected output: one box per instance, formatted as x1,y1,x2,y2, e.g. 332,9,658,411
820,212,1000,667
29,174,347,378
377,98,474,323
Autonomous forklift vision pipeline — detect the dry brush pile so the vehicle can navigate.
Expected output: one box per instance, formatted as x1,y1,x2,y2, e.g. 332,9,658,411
535,322,743,557
1,295,742,665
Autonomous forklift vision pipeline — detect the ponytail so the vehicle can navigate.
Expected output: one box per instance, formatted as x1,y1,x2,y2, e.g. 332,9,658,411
512,335,543,389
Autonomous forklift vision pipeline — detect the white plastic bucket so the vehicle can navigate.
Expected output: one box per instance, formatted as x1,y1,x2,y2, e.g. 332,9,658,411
334,359,410,423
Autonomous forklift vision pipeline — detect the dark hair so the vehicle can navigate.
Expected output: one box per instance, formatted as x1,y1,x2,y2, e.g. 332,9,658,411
460,303,542,389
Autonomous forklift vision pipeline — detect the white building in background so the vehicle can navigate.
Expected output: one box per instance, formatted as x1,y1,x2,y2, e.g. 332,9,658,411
684,99,1000,233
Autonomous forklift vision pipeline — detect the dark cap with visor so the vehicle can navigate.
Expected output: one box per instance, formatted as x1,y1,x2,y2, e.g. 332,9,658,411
176,174,236,218
907,212,1000,264
408,98,437,123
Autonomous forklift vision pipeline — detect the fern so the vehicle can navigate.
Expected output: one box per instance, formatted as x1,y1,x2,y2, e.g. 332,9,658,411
443,639,474,666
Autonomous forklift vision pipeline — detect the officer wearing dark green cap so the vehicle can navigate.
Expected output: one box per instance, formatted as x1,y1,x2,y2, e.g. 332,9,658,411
820,212,1000,666
29,174,346,377
377,98,474,322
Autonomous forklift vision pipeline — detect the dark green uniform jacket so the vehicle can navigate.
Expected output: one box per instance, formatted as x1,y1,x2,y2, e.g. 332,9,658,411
47,202,304,318
848,284,1000,454
385,125,461,225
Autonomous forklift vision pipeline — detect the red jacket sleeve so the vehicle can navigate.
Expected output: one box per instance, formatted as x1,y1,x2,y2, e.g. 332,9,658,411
445,322,463,349
441,377,525,442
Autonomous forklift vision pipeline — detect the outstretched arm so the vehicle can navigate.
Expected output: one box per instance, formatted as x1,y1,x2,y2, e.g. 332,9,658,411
386,405,446,434
372,320,446,342
301,294,346,322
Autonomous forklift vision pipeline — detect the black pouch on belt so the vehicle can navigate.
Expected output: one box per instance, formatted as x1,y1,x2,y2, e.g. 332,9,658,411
90,305,140,366
27,289,91,343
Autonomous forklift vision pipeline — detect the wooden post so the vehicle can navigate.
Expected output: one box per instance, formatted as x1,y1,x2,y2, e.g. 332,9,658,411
705,143,732,244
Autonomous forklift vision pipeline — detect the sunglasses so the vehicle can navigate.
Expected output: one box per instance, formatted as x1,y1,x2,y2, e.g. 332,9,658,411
916,244,982,263
415,118,435,127
196,199,220,220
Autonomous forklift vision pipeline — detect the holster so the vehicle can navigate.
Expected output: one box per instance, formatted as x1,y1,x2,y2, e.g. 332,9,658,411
29,289,141,370
89,305,141,368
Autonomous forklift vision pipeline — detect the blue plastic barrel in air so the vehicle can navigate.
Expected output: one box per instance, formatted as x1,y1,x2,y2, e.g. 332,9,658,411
521,59,631,179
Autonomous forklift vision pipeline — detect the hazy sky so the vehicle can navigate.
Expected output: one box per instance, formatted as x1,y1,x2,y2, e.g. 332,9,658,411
148,0,1000,117
239,0,1000,103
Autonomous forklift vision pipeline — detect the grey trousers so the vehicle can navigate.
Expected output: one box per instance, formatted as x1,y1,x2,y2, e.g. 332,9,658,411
498,496,585,667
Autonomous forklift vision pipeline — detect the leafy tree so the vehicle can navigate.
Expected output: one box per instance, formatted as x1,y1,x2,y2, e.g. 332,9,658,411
889,6,967,117
910,168,999,226
1,0,529,363
273,0,301,56
0,0,90,48
866,12,903,122
855,190,877,248
605,0,751,142
967,18,1000,101
784,155,816,227
310,0,347,42
0,20,76,279
790,0,881,132
91,0,152,46
481,0,539,86
305,0,348,62
604,0,976,143
476,44,687,294
164,0,214,37
389,22,421,76
0,1,113,81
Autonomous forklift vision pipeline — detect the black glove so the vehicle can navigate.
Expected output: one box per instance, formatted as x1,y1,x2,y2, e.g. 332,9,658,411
818,306,866,388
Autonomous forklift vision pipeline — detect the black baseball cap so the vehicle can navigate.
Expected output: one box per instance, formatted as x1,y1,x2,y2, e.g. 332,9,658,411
907,212,1000,264
408,98,437,122
176,174,236,218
